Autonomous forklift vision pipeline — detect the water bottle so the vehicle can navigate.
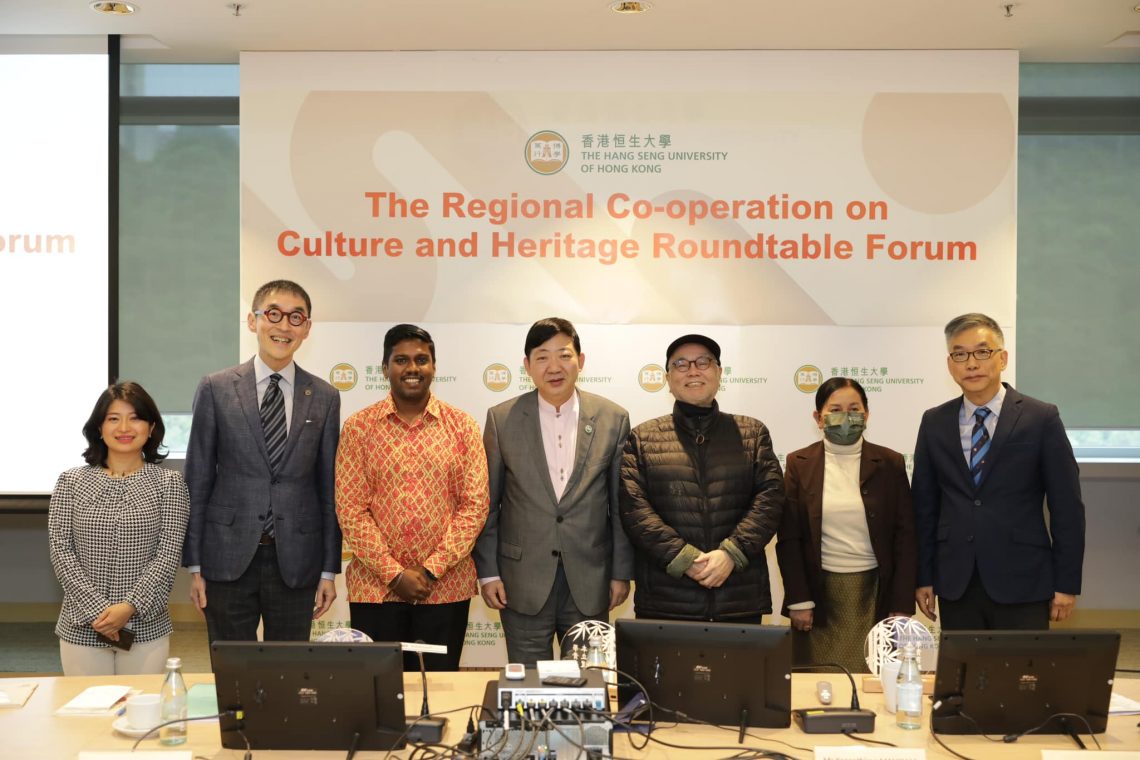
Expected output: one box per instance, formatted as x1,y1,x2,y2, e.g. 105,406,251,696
895,643,923,729
159,656,188,745
586,636,606,669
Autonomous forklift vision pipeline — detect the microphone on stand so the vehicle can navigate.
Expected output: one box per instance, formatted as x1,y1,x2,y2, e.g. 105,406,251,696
404,642,447,744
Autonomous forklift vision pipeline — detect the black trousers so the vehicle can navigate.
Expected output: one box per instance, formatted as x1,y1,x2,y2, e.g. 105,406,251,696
203,544,316,644
939,567,1050,630
351,598,471,671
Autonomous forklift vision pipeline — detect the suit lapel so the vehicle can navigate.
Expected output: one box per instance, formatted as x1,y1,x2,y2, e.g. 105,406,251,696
520,392,559,506
860,444,885,538
235,360,271,470
800,443,826,552
977,385,1023,488
859,444,882,488
561,391,598,500
283,365,316,468
940,399,974,489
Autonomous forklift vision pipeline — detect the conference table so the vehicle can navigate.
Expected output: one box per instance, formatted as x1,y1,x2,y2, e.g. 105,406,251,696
2,671,1138,758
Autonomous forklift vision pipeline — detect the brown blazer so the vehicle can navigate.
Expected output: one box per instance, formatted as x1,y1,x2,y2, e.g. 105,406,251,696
775,440,916,626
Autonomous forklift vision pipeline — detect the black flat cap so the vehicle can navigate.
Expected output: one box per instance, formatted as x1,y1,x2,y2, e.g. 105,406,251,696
666,334,721,364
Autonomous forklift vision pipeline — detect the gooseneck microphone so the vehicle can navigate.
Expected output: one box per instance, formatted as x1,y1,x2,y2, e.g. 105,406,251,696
404,642,447,744
418,649,431,718
791,662,876,734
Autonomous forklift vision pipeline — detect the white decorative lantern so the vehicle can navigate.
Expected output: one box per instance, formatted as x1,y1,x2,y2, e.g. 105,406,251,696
863,616,935,675
563,620,616,683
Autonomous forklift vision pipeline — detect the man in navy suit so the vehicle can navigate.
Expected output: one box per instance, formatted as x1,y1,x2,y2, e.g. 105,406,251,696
912,313,1084,630
183,280,342,642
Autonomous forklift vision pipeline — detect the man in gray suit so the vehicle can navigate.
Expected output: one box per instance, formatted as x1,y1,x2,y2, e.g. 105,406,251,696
183,279,342,642
474,318,633,665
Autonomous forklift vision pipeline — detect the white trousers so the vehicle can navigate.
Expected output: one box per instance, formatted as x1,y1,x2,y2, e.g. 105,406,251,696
59,635,170,676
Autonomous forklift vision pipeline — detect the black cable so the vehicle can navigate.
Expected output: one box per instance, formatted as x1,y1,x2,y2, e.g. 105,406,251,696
791,662,862,710
955,709,1005,742
928,699,980,760
583,665,813,757
1004,712,1102,750
131,710,249,754
841,730,897,747
582,665,654,751
379,702,490,760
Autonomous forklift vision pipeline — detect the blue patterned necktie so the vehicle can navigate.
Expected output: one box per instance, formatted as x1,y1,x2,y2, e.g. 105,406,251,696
260,373,286,535
969,407,992,487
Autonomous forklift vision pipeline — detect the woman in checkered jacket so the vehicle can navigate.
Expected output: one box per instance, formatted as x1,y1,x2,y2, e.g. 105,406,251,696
48,382,190,676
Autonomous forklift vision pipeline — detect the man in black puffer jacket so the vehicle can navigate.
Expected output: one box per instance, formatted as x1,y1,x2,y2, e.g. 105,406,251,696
620,334,786,621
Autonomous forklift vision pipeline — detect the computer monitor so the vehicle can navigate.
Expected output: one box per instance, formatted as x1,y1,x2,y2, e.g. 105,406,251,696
211,641,407,751
615,619,792,728
931,629,1120,735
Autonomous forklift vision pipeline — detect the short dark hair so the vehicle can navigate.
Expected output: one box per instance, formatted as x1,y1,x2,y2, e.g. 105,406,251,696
82,381,167,467
383,324,436,366
524,317,581,358
814,377,869,413
252,279,312,316
943,312,1004,345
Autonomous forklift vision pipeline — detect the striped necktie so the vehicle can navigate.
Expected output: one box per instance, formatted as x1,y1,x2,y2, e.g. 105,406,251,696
969,407,992,487
260,373,286,535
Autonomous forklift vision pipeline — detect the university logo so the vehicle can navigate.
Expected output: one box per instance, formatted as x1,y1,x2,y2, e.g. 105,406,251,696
793,365,823,394
638,364,666,393
525,130,569,175
329,363,358,391
483,363,512,392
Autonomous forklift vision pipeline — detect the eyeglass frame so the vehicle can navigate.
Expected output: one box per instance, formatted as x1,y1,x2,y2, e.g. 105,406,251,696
948,347,1003,363
254,307,309,327
669,355,719,372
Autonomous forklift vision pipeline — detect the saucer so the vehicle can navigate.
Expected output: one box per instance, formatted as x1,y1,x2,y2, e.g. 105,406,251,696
112,715,157,738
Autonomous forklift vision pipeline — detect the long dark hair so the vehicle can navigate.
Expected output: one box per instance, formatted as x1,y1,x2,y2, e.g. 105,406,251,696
81,381,167,466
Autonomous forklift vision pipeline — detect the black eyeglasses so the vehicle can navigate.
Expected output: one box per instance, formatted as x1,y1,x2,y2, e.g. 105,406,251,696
670,356,717,372
255,308,308,327
948,348,1001,363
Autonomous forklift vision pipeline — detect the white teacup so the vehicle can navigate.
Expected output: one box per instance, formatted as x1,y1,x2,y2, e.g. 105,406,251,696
125,693,161,731
880,659,902,714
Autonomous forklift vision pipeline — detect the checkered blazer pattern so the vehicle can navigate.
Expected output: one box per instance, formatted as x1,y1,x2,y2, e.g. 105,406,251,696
48,464,190,646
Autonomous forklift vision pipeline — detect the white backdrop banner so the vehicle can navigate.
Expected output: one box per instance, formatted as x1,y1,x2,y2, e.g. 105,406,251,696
240,51,1019,662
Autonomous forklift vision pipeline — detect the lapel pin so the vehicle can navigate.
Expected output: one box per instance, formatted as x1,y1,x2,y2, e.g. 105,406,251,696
304,389,312,396
584,424,594,435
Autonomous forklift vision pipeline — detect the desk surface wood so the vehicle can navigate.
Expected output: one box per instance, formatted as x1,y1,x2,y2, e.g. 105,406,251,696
2,671,1138,759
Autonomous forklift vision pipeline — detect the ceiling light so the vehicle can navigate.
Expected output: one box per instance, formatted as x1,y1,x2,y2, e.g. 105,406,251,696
89,2,137,15
610,1,652,14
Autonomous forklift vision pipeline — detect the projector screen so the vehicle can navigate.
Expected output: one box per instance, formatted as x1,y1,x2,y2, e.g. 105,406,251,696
0,46,109,495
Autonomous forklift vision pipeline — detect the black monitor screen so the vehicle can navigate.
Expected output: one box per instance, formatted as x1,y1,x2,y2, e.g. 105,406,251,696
211,641,407,751
615,619,792,728
931,629,1120,735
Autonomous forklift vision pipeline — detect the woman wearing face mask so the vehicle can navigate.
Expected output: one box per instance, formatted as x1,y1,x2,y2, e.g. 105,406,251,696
775,377,916,673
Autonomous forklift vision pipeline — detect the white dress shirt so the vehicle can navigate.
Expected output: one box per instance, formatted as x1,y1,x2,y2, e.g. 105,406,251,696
537,391,580,502
253,354,296,434
959,384,1006,466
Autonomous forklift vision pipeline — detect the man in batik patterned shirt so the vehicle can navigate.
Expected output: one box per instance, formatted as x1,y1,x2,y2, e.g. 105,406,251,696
335,324,489,671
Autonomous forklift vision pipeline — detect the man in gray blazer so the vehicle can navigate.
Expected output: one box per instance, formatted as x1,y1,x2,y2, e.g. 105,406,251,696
474,318,633,665
183,280,342,642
